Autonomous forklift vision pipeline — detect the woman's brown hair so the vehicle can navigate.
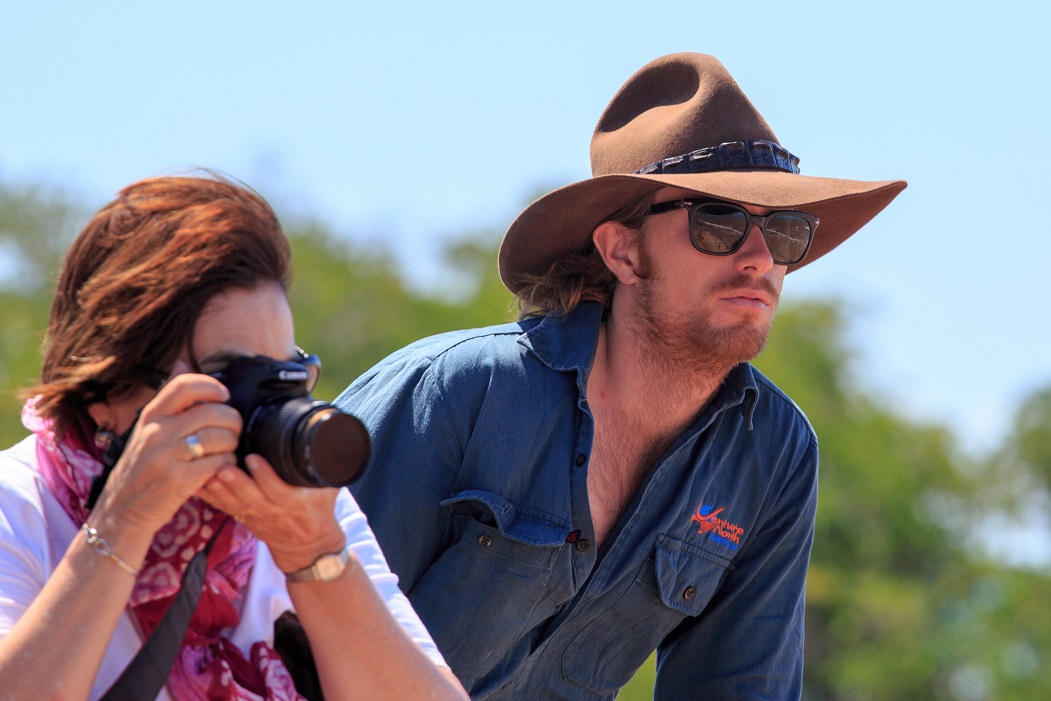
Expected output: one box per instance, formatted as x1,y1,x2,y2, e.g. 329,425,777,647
29,174,291,441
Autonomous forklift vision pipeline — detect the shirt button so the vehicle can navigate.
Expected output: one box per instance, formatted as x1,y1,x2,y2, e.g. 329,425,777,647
575,453,587,467
574,538,590,552
683,586,697,600
478,535,493,547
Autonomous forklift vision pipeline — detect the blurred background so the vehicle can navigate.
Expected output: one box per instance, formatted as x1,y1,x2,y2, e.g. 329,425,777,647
2,2,1049,699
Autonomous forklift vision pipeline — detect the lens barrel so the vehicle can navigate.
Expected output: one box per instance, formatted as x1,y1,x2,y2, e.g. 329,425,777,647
246,398,370,488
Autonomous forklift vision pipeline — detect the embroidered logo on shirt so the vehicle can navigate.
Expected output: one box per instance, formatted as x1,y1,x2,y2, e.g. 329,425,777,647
690,504,745,551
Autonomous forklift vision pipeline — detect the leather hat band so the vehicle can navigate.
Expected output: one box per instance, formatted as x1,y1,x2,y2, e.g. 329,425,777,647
635,139,800,176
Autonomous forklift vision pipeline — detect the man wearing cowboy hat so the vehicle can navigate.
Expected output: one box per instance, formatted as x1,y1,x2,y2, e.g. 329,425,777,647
336,53,905,700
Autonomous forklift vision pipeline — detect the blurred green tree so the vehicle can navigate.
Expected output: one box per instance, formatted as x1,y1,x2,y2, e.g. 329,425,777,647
284,219,514,402
989,385,1051,504
0,183,83,447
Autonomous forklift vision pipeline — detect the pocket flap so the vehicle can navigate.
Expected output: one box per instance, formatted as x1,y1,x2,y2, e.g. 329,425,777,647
654,533,734,615
441,489,570,547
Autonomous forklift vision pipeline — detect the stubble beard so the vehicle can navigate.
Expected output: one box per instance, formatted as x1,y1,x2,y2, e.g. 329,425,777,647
632,272,779,381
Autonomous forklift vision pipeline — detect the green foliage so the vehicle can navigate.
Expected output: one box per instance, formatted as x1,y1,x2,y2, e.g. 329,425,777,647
755,305,1049,701
0,183,83,447
617,653,656,699
283,218,513,402
1,181,1049,701
0,182,80,293
993,385,1051,497
0,291,51,433
1012,387,1051,485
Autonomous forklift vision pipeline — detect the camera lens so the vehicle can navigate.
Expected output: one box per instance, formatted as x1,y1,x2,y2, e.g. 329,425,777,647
293,406,370,487
246,398,370,488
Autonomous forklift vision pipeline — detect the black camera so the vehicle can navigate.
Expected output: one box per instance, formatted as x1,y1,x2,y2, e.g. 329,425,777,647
212,355,370,488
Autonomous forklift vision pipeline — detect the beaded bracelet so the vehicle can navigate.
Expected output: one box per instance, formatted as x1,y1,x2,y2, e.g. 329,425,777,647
81,524,140,577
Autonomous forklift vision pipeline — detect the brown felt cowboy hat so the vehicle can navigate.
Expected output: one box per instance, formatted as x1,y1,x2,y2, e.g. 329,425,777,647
498,52,907,293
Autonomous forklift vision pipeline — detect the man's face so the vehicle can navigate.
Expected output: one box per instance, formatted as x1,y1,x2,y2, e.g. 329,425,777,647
627,187,787,370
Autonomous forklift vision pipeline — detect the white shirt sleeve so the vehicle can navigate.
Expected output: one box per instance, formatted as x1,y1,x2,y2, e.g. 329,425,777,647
0,437,161,701
336,487,448,667
230,487,448,668
0,437,53,636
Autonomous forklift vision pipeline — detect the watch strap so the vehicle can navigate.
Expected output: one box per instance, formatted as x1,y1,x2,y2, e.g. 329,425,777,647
285,546,351,583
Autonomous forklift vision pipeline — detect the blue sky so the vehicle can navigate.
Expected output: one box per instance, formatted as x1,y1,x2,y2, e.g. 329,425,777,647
2,0,1049,459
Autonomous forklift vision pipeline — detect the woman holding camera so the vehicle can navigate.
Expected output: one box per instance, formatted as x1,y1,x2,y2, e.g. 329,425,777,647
0,176,468,701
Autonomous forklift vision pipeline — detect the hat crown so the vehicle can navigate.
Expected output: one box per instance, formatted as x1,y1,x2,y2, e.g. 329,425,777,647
590,53,779,176
497,52,906,294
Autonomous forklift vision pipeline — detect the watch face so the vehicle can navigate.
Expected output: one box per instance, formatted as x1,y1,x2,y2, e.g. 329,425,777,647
287,547,349,583
315,555,344,581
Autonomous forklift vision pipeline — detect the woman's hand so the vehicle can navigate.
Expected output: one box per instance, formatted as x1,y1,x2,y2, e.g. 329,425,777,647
200,459,470,701
0,367,247,701
198,456,345,573
92,364,243,536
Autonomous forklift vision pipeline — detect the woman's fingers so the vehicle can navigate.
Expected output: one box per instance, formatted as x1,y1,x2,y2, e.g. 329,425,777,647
140,373,233,425
98,368,341,553
200,457,343,572
93,373,244,532
200,458,291,520
175,422,241,462
141,374,243,469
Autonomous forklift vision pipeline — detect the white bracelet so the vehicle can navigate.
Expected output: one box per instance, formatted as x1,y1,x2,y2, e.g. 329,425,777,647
81,524,140,577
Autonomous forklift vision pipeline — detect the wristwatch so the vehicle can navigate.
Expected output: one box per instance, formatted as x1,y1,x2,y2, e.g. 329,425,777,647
284,546,351,583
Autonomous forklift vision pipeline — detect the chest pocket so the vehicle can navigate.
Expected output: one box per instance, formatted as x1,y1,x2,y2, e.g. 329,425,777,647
408,490,571,681
560,533,734,696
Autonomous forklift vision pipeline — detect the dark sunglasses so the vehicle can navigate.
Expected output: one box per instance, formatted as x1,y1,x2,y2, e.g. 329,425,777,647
293,347,322,392
648,199,819,266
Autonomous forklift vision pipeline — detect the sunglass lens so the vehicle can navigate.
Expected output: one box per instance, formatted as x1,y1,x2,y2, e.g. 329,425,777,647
306,363,321,392
691,204,748,254
295,350,322,392
765,214,813,264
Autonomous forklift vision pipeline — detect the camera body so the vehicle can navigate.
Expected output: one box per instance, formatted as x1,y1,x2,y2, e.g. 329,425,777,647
212,355,370,488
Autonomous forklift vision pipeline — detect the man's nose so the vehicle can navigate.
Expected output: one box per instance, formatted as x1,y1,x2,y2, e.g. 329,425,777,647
734,225,775,273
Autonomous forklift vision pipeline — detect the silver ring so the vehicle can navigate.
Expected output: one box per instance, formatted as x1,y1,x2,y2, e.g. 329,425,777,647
184,433,206,460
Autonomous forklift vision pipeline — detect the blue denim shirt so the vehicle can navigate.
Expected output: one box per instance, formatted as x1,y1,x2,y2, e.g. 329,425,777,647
336,301,818,700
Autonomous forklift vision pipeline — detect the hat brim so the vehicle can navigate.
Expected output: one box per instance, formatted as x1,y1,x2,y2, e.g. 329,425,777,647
498,170,907,293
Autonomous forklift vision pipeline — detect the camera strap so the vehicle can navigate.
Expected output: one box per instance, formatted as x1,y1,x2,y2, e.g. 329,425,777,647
86,423,134,511
83,415,225,697
97,529,219,701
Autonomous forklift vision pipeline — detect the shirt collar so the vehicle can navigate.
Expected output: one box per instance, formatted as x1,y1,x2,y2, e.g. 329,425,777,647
517,301,605,375
720,363,760,429
518,301,760,427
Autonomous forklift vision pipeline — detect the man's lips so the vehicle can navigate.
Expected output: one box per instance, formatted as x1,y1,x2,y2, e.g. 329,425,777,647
720,288,775,308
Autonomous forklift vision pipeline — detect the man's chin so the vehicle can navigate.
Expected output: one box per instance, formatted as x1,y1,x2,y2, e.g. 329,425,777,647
704,321,771,365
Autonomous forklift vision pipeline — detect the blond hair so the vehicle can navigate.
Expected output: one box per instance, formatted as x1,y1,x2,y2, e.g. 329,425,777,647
513,193,653,319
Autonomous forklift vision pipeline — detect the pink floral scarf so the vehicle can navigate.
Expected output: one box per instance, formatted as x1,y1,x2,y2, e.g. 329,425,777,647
22,399,306,701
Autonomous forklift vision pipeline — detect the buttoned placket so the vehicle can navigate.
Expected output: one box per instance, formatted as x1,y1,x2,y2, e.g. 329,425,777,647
541,369,753,640
568,391,598,587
